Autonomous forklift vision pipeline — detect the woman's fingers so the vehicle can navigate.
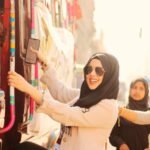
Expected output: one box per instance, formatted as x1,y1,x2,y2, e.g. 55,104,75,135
8,81,15,87
8,71,25,89
30,47,38,54
8,72,18,86
8,71,20,77
8,71,20,82
30,47,44,63
27,47,48,68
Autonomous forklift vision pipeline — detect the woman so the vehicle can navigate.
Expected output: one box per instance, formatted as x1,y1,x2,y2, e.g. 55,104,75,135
110,78,150,150
8,52,119,150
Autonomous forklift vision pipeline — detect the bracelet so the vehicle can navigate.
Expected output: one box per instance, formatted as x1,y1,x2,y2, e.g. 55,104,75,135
118,107,123,116
36,89,45,109
41,61,48,71
40,89,46,105
41,61,47,67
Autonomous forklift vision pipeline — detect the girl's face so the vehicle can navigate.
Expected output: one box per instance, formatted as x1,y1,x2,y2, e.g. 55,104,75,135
85,59,105,90
130,81,146,101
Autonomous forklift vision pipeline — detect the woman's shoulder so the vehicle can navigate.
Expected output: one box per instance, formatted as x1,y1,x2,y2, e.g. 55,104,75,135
96,99,118,125
99,98,118,105
97,99,118,112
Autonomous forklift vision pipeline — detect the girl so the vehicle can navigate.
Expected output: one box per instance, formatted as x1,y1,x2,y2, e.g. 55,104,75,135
110,78,150,150
8,52,119,150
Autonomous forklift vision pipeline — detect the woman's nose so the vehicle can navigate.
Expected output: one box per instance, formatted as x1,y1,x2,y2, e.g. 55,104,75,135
90,68,96,75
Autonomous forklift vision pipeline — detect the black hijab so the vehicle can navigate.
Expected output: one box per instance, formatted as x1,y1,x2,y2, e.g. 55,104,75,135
74,52,119,108
128,78,149,111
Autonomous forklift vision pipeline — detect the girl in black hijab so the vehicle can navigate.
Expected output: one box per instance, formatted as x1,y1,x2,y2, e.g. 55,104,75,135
128,78,149,111
8,52,119,150
109,78,150,150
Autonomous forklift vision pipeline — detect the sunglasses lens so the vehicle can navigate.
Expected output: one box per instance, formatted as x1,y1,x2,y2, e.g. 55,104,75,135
95,67,104,76
84,66,92,75
85,66,105,76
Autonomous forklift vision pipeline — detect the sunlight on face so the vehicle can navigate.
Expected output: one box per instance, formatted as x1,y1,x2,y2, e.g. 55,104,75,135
86,59,105,90
130,81,145,101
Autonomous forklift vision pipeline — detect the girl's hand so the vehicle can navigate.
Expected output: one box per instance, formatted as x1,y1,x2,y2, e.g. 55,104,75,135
119,144,130,150
8,71,43,104
7,71,31,94
30,47,48,71
118,106,123,116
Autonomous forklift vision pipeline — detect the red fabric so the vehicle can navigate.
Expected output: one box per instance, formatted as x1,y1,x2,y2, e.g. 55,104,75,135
1,0,10,92
74,0,82,20
67,0,82,20
0,0,10,138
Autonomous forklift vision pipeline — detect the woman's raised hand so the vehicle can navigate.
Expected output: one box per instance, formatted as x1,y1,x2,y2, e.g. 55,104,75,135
30,47,44,63
7,71,31,94
30,47,48,71
8,71,43,104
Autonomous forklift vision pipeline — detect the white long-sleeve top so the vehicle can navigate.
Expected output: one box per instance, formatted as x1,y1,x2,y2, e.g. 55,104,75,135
37,65,118,150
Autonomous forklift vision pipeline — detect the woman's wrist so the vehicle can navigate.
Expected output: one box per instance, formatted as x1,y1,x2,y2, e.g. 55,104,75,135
118,107,123,116
24,81,33,95
26,85,43,105
40,61,48,71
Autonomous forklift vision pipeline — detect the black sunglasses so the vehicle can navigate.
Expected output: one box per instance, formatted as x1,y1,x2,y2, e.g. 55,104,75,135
84,66,105,76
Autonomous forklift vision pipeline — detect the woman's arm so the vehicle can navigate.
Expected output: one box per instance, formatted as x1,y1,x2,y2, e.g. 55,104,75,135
29,48,80,103
37,98,118,128
7,71,43,105
8,71,118,127
8,70,79,104
40,64,80,103
119,107,150,125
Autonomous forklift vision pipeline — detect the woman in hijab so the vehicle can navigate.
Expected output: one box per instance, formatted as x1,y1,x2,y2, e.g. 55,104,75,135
109,78,150,150
8,52,119,150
